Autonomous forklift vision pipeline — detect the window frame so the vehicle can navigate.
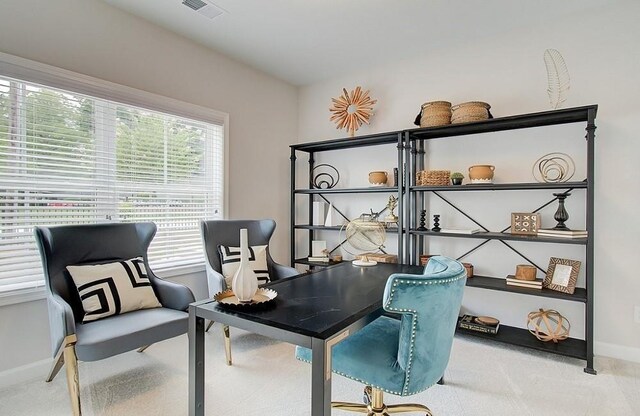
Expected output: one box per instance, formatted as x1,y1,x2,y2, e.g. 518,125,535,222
0,52,229,306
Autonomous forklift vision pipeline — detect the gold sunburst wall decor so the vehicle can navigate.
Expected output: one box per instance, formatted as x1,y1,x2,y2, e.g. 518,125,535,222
329,87,377,137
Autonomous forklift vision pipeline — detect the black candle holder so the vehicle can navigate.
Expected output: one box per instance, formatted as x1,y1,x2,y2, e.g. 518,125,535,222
431,215,441,232
417,210,427,231
552,193,571,230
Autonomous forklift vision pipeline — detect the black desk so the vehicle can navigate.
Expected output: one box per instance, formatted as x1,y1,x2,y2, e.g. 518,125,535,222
188,262,424,416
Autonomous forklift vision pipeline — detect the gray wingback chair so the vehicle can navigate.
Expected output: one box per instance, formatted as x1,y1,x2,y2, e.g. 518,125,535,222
34,222,194,416
200,219,298,364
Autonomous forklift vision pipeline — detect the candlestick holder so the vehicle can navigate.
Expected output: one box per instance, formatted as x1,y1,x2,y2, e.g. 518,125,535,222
552,193,570,230
431,214,441,232
417,210,427,231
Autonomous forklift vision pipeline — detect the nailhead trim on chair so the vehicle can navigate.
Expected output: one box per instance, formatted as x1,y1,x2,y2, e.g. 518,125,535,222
385,274,465,396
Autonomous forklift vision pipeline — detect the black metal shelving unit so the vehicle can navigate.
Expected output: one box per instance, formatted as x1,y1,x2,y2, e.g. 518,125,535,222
406,105,597,374
290,131,404,268
290,105,598,374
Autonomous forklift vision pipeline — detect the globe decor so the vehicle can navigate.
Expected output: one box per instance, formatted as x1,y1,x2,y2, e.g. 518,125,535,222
341,216,386,267
527,309,570,343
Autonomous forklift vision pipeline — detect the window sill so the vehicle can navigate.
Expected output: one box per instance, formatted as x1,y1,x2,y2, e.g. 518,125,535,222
0,286,47,307
0,263,206,307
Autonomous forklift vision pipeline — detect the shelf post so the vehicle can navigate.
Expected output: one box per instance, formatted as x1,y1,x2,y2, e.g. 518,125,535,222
290,147,296,266
403,132,411,263
417,140,425,260
308,152,315,261
397,132,404,263
584,107,597,375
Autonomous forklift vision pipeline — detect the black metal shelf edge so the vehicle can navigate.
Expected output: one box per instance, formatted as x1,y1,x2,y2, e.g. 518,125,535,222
409,229,587,245
295,225,342,231
456,320,587,360
411,181,588,192
295,187,399,194
407,105,598,140
466,276,587,303
292,131,400,152
294,258,343,268
295,224,404,233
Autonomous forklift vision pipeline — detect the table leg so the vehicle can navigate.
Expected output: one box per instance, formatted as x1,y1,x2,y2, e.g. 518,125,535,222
311,338,331,416
189,306,205,416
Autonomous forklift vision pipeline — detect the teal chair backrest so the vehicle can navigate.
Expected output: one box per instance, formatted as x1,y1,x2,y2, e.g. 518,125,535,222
382,255,466,395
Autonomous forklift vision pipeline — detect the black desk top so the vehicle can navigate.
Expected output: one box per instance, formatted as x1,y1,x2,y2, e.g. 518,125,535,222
197,262,424,340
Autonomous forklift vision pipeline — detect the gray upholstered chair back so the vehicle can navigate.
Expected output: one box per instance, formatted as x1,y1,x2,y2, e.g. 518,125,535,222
34,222,157,323
200,219,277,274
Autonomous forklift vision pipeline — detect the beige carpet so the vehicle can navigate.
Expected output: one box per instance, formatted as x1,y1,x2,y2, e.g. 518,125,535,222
1,328,638,415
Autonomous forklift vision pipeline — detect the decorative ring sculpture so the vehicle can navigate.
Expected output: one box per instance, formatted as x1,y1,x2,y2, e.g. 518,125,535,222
311,164,340,189
532,152,575,183
527,308,570,343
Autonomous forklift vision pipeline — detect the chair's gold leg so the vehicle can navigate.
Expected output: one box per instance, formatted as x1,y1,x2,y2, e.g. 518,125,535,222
331,402,369,413
46,342,66,382
387,403,433,415
371,388,384,410
62,335,81,416
223,325,232,366
137,345,151,353
205,320,214,332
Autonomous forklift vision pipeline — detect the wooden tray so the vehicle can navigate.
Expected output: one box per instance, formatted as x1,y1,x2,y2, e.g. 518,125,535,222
213,288,278,309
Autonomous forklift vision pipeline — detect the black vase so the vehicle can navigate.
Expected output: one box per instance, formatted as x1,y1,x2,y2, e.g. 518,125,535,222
451,178,463,185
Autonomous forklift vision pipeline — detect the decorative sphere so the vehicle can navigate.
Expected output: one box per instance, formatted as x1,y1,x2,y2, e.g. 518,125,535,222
527,309,571,343
345,219,386,252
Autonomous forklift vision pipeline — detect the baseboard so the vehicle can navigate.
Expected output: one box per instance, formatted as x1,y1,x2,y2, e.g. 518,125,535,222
596,341,640,364
0,358,52,391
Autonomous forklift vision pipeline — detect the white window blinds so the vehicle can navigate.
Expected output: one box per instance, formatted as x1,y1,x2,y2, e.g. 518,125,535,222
0,76,224,293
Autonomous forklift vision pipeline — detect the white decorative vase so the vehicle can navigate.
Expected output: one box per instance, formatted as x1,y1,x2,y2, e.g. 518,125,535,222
231,229,258,303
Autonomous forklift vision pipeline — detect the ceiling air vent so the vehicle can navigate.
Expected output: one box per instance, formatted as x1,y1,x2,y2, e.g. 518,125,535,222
182,0,224,19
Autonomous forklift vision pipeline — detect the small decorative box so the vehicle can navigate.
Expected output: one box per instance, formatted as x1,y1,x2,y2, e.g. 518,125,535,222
511,213,540,235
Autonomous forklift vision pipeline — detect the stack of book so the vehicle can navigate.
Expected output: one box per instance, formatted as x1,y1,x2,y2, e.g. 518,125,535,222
458,314,499,335
537,228,588,239
355,253,398,263
307,256,330,263
439,228,482,234
505,275,543,289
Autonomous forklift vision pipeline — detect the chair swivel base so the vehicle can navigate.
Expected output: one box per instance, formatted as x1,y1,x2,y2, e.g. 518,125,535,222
332,386,433,416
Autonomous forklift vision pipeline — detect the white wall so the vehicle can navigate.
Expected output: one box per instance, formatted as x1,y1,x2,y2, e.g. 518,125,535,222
0,0,297,377
297,2,640,361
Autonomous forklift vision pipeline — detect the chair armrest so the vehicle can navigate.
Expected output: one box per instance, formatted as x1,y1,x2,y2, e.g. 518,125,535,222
151,274,195,311
270,262,299,280
205,264,226,297
48,293,77,356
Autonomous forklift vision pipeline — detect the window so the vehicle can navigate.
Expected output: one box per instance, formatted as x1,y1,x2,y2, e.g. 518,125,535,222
0,75,224,293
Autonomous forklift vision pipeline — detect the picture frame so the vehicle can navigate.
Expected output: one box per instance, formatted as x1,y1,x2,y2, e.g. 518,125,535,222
543,257,580,294
511,212,540,235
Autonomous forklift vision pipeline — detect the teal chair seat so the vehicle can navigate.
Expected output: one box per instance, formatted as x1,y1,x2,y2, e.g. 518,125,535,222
295,256,466,415
296,316,406,394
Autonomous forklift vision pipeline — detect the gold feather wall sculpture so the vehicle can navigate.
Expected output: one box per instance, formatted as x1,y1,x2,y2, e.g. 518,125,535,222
329,87,377,137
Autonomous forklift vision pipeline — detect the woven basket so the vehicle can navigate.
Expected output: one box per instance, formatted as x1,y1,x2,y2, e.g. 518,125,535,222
420,101,452,127
416,170,450,186
451,101,491,124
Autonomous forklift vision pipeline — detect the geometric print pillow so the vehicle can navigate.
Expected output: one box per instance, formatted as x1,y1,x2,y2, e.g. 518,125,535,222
218,245,270,288
66,257,162,323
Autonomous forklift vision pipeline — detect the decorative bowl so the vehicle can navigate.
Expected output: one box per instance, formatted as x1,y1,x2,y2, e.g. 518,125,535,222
368,171,388,186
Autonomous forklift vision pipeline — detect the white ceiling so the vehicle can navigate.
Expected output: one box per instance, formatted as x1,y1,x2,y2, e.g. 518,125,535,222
101,0,622,86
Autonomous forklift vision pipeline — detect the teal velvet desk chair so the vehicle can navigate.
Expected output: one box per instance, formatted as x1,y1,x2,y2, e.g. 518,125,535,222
296,256,466,416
